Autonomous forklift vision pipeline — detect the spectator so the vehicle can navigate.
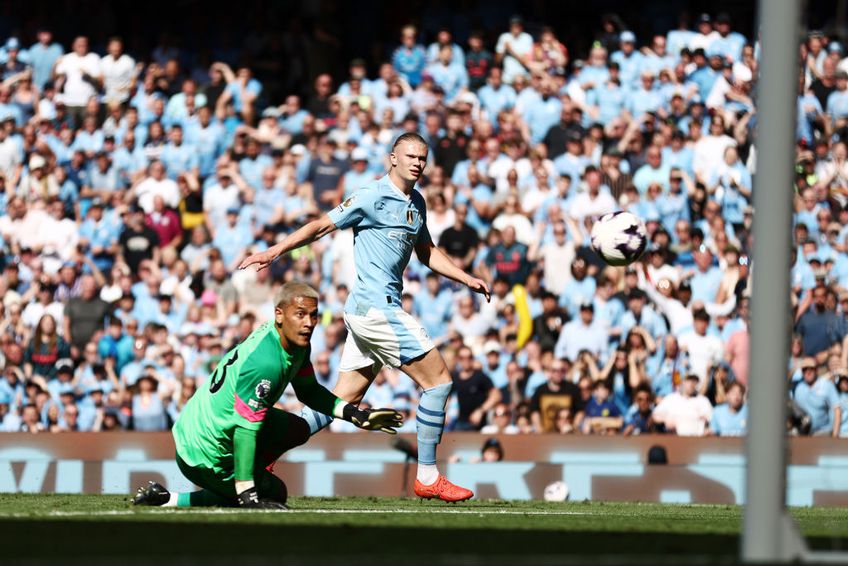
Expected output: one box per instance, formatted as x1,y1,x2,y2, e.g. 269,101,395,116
710,381,748,436
653,374,713,436
53,36,101,125
792,357,841,436
24,314,70,380
530,358,583,432
622,384,658,436
581,380,623,434
63,274,111,354
451,345,502,431
495,16,533,85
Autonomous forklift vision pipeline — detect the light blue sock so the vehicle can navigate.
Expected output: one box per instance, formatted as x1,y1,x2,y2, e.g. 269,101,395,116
301,407,333,435
416,382,452,466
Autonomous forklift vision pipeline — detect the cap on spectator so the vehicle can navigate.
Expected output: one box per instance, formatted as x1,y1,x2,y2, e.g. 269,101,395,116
29,154,46,170
90,198,104,208
226,206,240,215
58,382,75,396
56,361,74,375
566,131,582,143
605,147,623,158
697,13,712,24
262,107,281,119
509,15,524,26
483,340,501,355
60,260,77,271
351,147,369,161
620,30,636,43
715,12,731,24
289,144,306,156
5,37,19,51
837,70,848,80
26,376,48,394
829,42,844,55
800,358,816,370
734,66,753,83
573,59,585,70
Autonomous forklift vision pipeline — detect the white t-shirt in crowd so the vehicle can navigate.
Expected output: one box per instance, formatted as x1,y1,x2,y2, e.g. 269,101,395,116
678,330,725,384
56,52,102,107
653,391,713,436
134,177,180,213
100,53,136,103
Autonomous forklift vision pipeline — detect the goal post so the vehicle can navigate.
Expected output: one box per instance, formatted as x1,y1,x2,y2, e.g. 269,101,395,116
743,0,848,562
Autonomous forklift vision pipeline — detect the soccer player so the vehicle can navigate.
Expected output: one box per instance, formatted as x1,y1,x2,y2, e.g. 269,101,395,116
239,133,491,502
133,282,402,509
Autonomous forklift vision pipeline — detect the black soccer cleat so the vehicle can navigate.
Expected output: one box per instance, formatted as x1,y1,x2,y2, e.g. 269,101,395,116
132,481,171,506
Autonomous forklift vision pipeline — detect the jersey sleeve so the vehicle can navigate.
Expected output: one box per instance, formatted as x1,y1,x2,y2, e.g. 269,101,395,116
327,189,373,230
291,359,341,416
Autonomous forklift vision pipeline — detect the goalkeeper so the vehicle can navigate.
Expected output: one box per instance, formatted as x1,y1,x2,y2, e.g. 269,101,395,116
133,282,402,510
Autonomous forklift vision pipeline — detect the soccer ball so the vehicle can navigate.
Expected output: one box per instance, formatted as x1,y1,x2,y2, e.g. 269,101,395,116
590,211,648,266
543,481,570,502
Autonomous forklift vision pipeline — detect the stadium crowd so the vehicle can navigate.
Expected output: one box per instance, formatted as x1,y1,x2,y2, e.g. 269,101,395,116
0,12,846,439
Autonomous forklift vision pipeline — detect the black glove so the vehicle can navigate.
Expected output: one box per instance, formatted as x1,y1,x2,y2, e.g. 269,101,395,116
236,486,288,510
342,404,404,434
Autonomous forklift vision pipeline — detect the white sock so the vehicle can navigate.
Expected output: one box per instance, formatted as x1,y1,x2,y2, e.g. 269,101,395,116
416,463,439,485
163,493,178,507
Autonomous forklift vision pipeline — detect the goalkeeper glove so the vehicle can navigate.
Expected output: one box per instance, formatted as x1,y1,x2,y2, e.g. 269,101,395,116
236,486,288,510
342,404,404,434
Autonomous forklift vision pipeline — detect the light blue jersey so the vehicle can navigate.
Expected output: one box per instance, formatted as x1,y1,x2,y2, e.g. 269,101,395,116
328,175,431,313
710,403,748,436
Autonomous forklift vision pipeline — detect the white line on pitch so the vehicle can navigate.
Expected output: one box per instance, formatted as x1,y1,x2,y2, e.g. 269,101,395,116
0,508,589,518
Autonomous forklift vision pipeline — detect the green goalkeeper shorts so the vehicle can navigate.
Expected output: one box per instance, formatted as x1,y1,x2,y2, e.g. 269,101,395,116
175,408,305,502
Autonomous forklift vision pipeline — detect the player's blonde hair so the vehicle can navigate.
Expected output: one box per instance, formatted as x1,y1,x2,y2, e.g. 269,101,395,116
274,281,319,308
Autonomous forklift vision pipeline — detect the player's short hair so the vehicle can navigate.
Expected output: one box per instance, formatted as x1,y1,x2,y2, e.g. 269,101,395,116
392,132,428,151
274,282,319,308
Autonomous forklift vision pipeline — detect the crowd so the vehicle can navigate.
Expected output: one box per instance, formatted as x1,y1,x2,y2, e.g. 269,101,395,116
0,13,846,439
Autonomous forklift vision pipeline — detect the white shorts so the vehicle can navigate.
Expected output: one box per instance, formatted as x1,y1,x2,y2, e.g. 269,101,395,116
339,307,435,373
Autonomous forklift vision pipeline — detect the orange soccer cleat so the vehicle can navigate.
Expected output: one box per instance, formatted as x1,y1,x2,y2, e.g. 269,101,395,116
413,475,474,503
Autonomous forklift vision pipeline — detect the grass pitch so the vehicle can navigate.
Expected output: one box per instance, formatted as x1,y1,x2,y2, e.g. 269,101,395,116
1,495,847,565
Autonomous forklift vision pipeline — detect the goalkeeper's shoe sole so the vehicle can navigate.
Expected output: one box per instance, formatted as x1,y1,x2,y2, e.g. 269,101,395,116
132,481,171,506
413,475,474,503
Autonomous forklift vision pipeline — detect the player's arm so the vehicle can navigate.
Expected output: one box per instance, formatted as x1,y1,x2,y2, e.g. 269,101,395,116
291,362,403,434
415,238,491,302
227,358,287,509
239,214,338,272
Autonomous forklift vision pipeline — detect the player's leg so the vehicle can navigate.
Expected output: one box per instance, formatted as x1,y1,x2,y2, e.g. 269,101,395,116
389,309,472,502
253,408,311,504
133,454,236,507
300,315,379,435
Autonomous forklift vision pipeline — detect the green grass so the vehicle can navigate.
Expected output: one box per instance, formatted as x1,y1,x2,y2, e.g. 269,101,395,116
1,495,846,565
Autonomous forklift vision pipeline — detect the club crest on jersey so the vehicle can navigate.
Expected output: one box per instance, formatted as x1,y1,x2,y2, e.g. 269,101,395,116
255,379,272,399
343,197,354,208
407,210,414,225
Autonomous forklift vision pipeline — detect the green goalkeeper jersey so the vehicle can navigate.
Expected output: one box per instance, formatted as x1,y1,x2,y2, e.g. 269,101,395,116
173,321,328,475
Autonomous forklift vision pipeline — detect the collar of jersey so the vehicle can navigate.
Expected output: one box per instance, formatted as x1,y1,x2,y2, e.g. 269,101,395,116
384,175,412,200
